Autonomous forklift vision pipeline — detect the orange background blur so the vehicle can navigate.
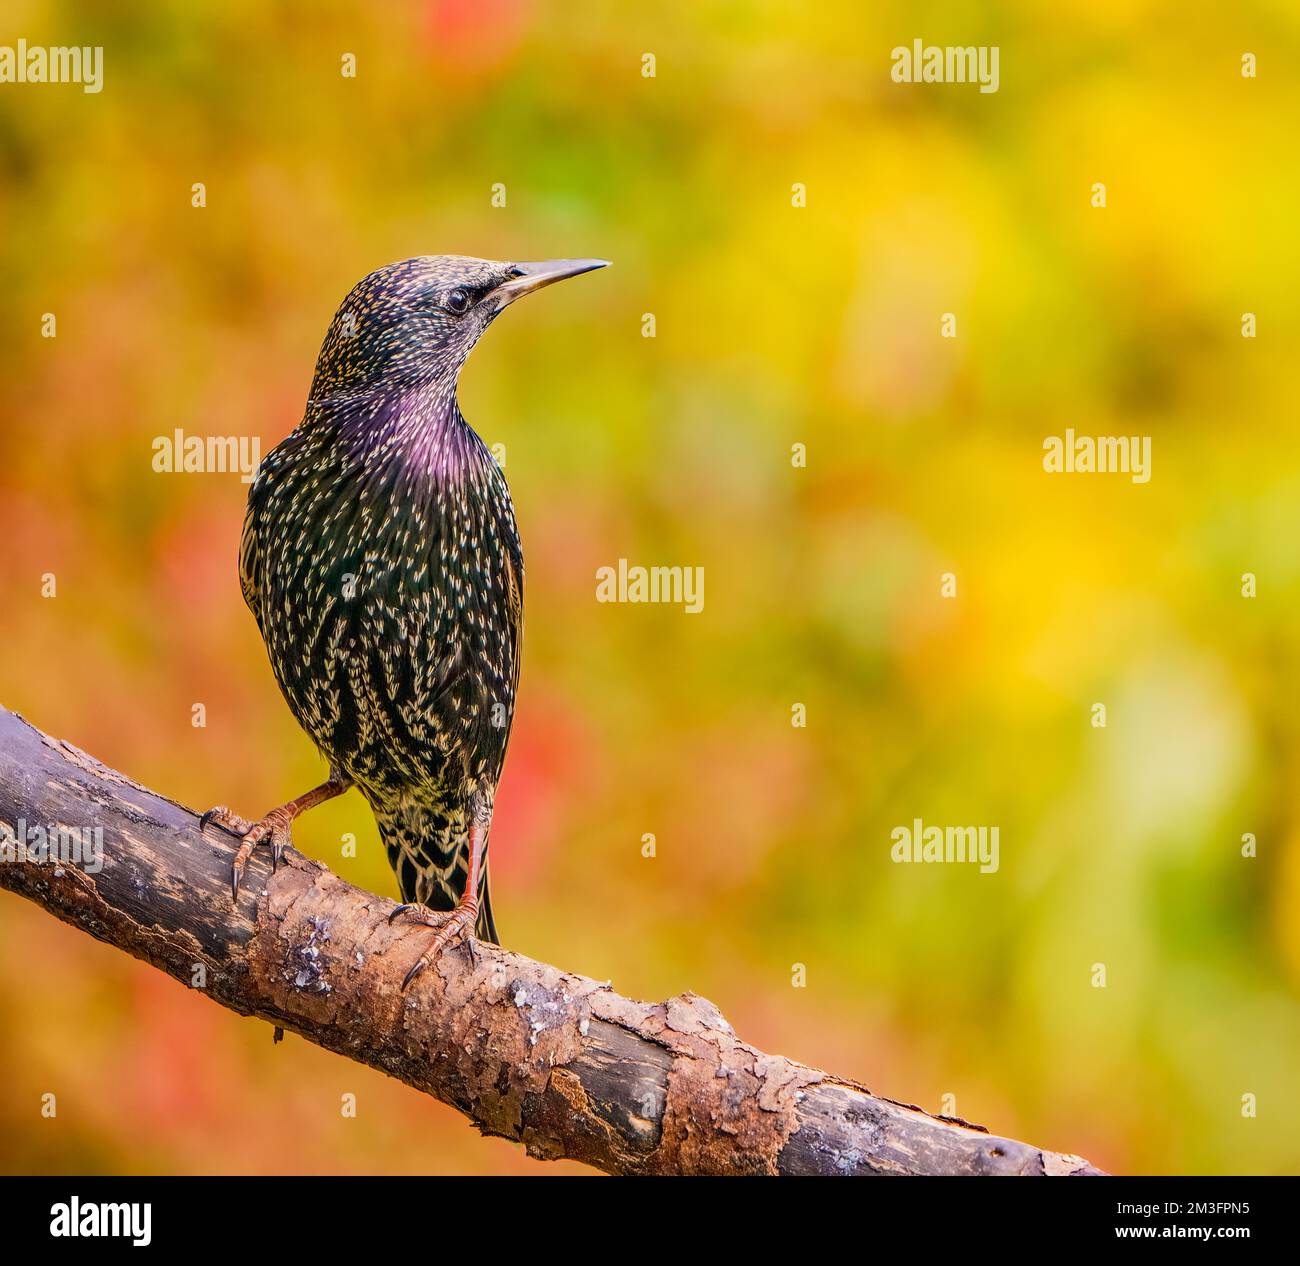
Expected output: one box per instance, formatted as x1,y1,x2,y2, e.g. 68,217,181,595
2,1,1298,1174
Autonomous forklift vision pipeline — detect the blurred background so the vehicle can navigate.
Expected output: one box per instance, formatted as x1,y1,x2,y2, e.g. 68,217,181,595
2,0,1298,1175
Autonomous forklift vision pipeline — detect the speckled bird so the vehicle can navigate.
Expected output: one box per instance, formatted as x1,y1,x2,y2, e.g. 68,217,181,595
202,255,609,987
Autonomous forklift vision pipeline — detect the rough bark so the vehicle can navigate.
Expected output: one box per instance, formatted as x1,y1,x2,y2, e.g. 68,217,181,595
0,705,1104,1176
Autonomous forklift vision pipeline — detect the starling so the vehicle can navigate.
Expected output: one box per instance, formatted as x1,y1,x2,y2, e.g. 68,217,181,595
202,255,609,986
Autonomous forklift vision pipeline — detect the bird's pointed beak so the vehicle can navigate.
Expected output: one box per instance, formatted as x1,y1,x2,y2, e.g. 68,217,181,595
491,258,611,309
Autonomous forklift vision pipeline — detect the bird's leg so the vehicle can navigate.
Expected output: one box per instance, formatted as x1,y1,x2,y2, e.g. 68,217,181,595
392,819,488,990
200,772,349,902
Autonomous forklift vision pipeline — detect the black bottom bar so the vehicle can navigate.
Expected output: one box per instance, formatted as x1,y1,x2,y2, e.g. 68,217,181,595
0,1173,1287,1251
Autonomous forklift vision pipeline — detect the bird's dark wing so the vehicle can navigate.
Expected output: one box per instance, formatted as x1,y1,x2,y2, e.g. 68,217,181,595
237,427,302,637
238,497,261,624
502,535,524,705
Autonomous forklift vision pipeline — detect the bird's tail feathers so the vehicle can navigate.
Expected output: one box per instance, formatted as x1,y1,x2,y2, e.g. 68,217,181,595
380,802,498,943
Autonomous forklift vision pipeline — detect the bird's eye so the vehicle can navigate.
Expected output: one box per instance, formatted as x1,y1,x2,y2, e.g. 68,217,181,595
446,288,471,314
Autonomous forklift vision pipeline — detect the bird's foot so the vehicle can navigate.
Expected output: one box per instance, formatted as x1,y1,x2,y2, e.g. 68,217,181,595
390,902,479,988
199,804,294,902
198,804,253,837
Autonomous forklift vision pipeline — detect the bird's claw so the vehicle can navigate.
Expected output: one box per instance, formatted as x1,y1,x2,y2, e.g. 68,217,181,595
199,805,253,838
201,805,293,903
398,905,478,990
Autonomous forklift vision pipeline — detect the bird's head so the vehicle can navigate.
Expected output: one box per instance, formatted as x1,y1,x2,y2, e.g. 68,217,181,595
309,254,610,400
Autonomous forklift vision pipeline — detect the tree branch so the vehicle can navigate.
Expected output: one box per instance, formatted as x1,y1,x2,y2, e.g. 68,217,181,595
0,705,1103,1176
